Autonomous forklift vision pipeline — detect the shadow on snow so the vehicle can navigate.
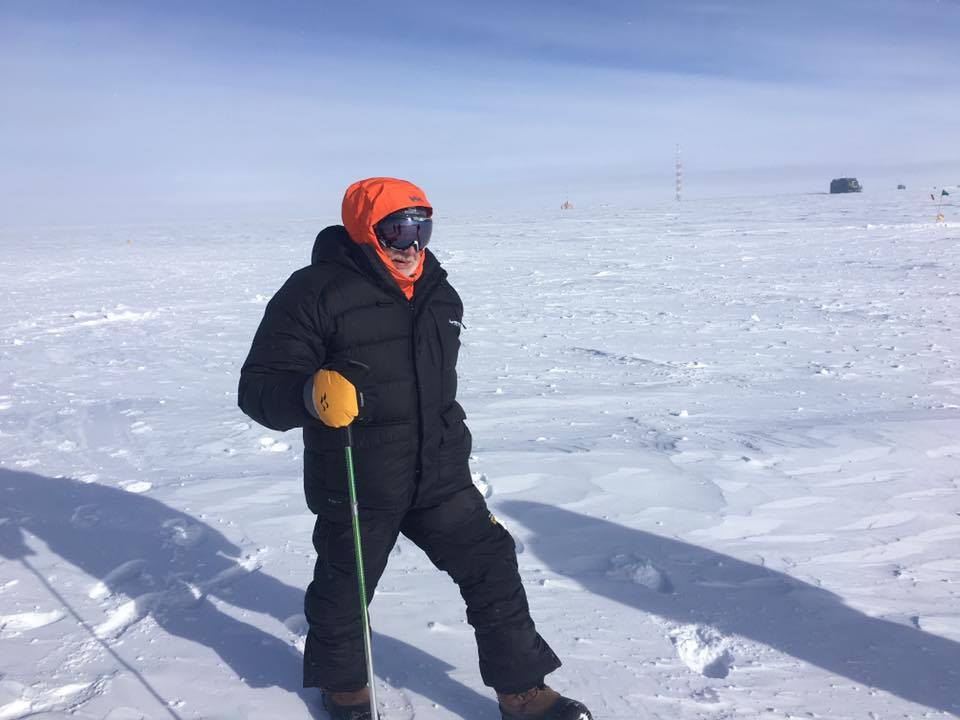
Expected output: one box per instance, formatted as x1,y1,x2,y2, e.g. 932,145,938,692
500,500,960,716
0,469,495,719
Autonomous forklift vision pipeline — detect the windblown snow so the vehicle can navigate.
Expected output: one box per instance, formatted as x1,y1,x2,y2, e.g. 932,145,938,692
1,192,958,719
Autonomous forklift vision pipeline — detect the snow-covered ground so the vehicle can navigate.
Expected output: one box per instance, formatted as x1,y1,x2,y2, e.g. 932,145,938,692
1,191,959,719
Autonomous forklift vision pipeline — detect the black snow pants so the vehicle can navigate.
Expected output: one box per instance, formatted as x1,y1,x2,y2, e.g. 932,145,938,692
303,485,561,693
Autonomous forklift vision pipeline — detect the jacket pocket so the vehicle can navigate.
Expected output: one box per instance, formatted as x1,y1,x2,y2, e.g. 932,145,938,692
438,403,471,464
304,422,415,518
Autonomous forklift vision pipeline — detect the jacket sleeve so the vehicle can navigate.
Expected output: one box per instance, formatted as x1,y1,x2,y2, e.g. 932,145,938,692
238,270,327,432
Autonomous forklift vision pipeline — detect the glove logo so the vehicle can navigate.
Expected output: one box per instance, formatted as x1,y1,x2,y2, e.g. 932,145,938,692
312,365,362,428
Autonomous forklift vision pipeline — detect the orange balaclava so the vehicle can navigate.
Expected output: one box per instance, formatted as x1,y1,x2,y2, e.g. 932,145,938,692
342,177,433,300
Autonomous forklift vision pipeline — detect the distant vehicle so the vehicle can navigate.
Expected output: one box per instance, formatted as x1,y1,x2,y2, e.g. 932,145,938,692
830,177,862,193
897,184,906,190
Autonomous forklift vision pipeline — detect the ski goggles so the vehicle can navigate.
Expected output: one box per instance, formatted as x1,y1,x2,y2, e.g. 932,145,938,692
374,209,433,251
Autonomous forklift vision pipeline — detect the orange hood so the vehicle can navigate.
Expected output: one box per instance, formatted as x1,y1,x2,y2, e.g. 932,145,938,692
341,177,433,299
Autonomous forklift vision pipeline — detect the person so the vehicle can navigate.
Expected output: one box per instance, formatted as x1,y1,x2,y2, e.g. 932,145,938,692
238,177,592,720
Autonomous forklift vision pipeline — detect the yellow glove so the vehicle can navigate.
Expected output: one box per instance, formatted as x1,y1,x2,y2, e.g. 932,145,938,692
310,369,359,428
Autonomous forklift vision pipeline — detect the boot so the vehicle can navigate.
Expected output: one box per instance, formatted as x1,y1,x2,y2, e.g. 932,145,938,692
321,687,378,720
497,684,593,720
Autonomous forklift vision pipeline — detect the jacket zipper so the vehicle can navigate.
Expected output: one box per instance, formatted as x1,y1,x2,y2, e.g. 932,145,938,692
408,272,444,492
409,301,424,492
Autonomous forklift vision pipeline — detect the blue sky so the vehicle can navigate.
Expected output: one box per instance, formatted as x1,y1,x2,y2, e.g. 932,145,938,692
2,0,958,225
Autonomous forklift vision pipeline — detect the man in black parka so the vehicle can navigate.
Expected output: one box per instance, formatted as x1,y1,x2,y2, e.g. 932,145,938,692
238,177,592,720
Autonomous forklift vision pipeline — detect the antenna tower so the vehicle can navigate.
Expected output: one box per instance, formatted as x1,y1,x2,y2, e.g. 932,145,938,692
675,144,683,202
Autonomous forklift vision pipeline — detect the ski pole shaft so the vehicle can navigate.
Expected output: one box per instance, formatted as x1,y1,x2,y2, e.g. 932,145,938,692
343,425,378,719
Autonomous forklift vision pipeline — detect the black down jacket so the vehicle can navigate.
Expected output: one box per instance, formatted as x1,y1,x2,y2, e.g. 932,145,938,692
238,226,472,519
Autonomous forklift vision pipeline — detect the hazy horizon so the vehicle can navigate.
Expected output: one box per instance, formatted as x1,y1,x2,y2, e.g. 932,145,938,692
2,0,958,226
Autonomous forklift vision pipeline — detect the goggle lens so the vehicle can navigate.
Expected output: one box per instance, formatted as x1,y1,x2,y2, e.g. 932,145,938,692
375,216,432,251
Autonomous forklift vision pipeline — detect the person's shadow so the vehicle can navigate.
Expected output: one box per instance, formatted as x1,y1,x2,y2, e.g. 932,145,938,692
500,500,960,716
0,469,496,719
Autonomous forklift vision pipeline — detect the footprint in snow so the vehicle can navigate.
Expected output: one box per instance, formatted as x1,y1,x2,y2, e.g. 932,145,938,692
690,686,721,704
70,504,101,529
259,436,290,452
607,553,674,593
161,518,206,548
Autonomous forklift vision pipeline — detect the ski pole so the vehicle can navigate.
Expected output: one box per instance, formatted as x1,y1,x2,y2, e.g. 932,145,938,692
343,424,378,720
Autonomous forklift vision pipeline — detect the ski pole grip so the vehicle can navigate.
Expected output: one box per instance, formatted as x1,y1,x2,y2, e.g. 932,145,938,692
344,424,354,448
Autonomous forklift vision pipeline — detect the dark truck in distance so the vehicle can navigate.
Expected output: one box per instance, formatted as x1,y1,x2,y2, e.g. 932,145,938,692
830,177,862,193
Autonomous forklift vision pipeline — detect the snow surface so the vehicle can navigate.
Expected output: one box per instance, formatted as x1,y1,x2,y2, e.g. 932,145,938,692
1,191,959,719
